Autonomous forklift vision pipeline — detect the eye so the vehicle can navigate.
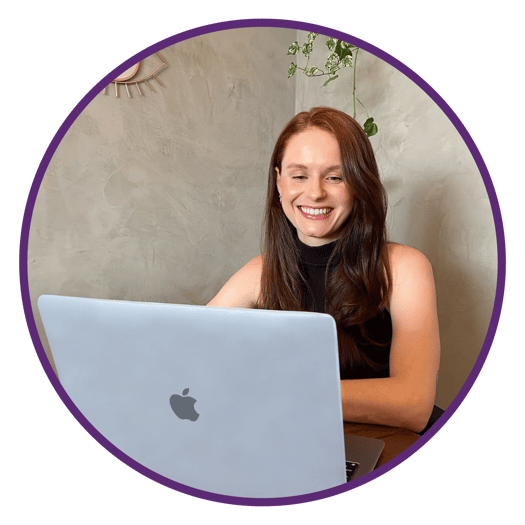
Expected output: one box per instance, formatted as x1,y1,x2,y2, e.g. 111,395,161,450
102,52,167,98
327,175,343,182
291,174,307,180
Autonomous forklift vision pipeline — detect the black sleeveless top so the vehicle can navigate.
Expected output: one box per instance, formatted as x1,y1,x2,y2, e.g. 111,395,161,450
297,238,392,379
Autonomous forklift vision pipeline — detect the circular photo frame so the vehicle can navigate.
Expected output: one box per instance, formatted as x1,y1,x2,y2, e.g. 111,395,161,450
20,19,505,506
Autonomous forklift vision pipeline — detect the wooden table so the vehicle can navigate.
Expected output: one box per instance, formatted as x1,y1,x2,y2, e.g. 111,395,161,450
344,421,420,468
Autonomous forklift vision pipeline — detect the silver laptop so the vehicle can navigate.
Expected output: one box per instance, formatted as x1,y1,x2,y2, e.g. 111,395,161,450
38,295,384,498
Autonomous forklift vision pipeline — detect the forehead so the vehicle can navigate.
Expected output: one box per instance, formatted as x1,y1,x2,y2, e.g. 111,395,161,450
282,128,341,166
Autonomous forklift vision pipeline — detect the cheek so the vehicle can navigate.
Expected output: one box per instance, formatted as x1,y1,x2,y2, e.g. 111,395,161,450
341,190,353,209
336,196,353,219
284,185,299,198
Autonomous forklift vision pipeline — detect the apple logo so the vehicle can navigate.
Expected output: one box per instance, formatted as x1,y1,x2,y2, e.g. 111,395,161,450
169,388,199,421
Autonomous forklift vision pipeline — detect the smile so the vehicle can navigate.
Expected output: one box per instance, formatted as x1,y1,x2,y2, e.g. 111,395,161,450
298,206,334,219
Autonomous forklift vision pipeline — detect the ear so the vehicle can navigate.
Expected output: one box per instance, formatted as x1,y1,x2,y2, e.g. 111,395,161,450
275,167,281,194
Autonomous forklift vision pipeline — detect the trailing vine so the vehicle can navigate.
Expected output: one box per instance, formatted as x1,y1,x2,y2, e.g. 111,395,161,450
287,32,378,137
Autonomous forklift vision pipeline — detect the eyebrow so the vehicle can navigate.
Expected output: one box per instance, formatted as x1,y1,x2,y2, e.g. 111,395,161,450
284,163,342,171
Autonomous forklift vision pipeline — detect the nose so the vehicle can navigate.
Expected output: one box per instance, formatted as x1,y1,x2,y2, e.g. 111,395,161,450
306,177,326,201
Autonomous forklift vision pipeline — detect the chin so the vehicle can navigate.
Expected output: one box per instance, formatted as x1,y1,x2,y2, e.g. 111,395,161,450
300,234,337,246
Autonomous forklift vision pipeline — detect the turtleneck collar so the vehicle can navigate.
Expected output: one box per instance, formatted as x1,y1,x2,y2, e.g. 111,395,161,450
296,236,339,266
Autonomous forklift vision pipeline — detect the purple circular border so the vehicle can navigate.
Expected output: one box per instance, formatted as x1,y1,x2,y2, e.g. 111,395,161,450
19,18,505,507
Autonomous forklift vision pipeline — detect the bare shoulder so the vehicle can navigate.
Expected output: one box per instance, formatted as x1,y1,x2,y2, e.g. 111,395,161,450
236,254,264,282
387,243,437,318
207,255,263,308
387,243,434,283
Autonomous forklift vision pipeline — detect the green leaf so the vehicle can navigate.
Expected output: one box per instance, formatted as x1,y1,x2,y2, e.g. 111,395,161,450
288,62,298,78
322,75,339,87
325,52,340,74
366,124,378,137
326,37,336,51
341,55,353,68
363,118,378,137
287,41,300,55
307,32,319,43
335,39,353,61
302,42,313,57
334,40,342,57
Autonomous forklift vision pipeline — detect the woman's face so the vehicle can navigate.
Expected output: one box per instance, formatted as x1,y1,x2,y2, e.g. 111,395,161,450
276,127,353,247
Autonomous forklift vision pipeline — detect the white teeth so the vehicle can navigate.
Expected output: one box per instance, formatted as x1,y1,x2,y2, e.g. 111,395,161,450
300,206,331,216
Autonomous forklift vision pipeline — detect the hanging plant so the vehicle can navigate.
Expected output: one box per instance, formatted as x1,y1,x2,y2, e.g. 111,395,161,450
287,32,378,137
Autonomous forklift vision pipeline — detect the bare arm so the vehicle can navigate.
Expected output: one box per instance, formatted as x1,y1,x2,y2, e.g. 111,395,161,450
207,255,263,308
340,245,440,433
208,247,439,433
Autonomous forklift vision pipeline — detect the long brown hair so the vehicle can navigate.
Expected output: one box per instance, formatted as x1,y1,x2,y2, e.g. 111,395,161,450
256,107,392,372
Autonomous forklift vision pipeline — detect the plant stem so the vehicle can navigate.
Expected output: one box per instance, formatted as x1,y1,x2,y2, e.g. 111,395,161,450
356,97,369,118
353,48,359,119
297,66,328,77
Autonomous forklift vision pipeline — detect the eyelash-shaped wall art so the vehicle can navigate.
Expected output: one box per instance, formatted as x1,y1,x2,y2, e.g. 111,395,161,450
102,52,167,98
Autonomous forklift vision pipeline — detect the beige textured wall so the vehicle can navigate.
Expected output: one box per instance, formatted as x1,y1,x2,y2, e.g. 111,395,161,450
28,27,497,410
28,27,296,372
294,31,497,408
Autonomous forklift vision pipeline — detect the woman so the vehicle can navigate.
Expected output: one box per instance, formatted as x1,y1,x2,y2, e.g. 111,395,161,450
208,107,440,433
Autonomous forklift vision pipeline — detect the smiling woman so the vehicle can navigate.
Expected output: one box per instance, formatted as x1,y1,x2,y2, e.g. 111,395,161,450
208,107,440,434
276,127,352,246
